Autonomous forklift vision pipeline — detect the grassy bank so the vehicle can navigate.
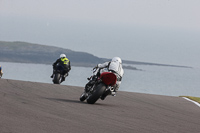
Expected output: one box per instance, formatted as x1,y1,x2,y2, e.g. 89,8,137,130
180,96,200,104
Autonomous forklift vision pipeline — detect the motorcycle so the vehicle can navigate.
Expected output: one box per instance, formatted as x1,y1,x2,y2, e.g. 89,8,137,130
52,63,66,84
80,68,117,104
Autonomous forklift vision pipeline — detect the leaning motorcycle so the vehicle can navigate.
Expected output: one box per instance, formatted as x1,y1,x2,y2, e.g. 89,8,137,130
52,63,66,84
80,68,117,104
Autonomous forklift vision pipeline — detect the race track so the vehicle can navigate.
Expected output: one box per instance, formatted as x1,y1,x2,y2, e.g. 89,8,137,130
0,79,199,133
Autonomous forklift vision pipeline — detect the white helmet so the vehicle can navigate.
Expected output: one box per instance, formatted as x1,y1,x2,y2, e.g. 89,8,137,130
60,54,66,58
112,57,122,63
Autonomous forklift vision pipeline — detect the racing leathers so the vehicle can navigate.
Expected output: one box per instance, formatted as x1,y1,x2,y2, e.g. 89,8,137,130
97,60,124,91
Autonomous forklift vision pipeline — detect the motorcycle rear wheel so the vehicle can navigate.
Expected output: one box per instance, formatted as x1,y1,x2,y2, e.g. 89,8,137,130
87,83,106,104
53,73,61,84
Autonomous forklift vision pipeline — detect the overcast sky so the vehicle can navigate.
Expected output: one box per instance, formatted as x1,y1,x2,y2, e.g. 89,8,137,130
0,0,200,67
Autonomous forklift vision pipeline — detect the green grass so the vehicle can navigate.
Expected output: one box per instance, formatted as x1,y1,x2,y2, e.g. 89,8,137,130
180,96,200,104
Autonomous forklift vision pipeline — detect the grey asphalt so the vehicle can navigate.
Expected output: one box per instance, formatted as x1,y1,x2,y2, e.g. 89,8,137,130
0,79,200,133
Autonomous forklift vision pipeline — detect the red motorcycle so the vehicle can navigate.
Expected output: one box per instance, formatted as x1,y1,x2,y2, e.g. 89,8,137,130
80,68,117,104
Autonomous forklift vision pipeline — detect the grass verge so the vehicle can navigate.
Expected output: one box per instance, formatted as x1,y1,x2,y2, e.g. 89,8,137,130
180,96,200,104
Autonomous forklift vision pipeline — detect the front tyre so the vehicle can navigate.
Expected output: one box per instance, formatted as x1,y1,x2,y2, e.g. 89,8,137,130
80,92,87,102
87,83,106,104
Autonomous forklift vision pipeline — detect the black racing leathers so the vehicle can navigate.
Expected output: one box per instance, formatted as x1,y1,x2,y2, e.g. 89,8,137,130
53,57,71,74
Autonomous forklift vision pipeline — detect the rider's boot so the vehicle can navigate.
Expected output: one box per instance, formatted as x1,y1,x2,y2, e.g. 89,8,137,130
111,91,116,96
61,72,69,82
64,72,68,77
61,77,65,82
111,85,118,96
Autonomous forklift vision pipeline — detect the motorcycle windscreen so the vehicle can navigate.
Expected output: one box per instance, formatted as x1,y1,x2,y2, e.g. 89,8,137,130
99,72,117,86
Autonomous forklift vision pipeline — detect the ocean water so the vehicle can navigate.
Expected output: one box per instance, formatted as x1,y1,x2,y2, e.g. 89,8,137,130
1,61,200,97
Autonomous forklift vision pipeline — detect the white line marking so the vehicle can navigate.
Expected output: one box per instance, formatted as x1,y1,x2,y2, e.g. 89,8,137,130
182,97,200,107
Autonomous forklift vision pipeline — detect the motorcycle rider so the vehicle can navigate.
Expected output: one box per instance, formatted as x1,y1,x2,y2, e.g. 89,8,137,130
0,65,3,78
87,57,124,100
50,54,71,81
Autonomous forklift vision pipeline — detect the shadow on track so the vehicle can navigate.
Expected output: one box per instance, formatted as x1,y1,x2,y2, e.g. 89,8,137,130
45,97,114,106
45,98,85,104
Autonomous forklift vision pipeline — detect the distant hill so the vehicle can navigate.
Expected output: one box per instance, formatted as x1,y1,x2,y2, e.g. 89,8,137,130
0,41,105,67
0,41,191,69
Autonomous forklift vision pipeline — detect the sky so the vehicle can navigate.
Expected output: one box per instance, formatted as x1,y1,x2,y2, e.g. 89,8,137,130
0,0,200,68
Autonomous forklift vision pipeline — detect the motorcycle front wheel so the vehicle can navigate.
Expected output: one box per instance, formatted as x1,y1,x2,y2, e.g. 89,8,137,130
80,92,87,102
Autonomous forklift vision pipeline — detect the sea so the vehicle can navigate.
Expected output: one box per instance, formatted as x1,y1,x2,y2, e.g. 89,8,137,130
1,61,200,97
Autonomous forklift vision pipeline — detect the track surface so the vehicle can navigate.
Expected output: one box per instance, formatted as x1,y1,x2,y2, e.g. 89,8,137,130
0,79,200,133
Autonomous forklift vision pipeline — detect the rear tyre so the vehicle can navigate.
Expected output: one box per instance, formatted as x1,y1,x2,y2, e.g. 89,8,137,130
53,73,61,84
87,83,106,104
